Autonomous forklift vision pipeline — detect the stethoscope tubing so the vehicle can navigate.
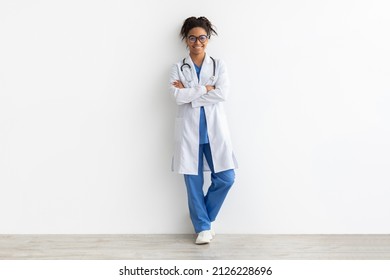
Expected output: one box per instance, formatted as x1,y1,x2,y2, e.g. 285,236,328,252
180,57,216,82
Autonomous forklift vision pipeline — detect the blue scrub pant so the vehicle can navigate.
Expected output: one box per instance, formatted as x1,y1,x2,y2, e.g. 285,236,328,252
184,143,235,233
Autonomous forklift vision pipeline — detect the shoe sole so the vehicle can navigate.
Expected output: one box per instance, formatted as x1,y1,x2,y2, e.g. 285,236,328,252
195,240,210,245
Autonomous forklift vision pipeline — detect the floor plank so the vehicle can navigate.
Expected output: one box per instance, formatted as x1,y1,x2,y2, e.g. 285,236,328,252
1,234,389,260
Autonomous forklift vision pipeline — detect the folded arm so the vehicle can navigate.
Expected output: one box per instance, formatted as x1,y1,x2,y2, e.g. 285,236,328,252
191,60,230,108
169,65,207,105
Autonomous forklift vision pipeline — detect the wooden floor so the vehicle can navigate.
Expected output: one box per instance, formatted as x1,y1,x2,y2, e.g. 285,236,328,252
1,234,390,260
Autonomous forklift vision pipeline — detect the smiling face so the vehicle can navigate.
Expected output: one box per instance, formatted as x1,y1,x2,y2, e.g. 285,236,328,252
186,27,209,57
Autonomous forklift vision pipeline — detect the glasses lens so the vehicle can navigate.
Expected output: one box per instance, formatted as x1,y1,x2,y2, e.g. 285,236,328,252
199,35,208,43
188,36,197,43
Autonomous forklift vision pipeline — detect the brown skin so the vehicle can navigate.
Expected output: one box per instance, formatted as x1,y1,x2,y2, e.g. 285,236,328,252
172,27,215,92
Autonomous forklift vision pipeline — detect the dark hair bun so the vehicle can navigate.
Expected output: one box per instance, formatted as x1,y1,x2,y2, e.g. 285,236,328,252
180,16,218,40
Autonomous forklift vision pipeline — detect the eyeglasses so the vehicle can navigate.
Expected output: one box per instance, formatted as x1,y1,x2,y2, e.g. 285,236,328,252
187,35,209,43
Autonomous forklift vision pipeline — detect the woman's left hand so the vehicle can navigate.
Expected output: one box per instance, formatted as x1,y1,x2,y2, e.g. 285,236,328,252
172,80,184,89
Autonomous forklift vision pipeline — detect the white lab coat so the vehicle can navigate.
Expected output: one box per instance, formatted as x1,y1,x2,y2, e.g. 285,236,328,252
169,54,238,175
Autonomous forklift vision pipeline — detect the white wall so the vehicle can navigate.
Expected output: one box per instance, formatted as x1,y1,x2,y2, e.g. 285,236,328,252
1,0,389,234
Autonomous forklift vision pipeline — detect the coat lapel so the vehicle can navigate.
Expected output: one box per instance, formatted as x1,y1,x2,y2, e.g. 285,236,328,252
186,54,213,86
199,54,214,86
185,55,197,85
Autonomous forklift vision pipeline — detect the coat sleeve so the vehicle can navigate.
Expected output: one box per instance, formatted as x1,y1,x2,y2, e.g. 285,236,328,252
191,60,230,108
169,64,207,105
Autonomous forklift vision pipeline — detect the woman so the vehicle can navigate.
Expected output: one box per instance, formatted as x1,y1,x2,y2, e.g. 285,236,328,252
169,16,238,244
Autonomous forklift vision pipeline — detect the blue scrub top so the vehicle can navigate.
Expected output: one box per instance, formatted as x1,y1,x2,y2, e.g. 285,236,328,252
194,63,209,144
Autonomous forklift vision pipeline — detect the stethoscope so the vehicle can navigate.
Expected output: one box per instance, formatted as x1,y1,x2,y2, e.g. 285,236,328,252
180,56,216,83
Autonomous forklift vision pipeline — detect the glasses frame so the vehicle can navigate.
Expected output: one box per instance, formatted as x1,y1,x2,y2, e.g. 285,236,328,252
187,35,209,43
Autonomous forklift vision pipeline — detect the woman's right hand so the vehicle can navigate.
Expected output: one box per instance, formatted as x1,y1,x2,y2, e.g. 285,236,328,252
172,80,184,89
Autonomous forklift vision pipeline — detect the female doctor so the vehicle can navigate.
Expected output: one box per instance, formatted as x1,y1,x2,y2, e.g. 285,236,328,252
169,16,238,245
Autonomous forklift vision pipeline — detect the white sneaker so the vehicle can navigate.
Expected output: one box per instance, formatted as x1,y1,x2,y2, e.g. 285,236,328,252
195,230,213,245
210,229,215,238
